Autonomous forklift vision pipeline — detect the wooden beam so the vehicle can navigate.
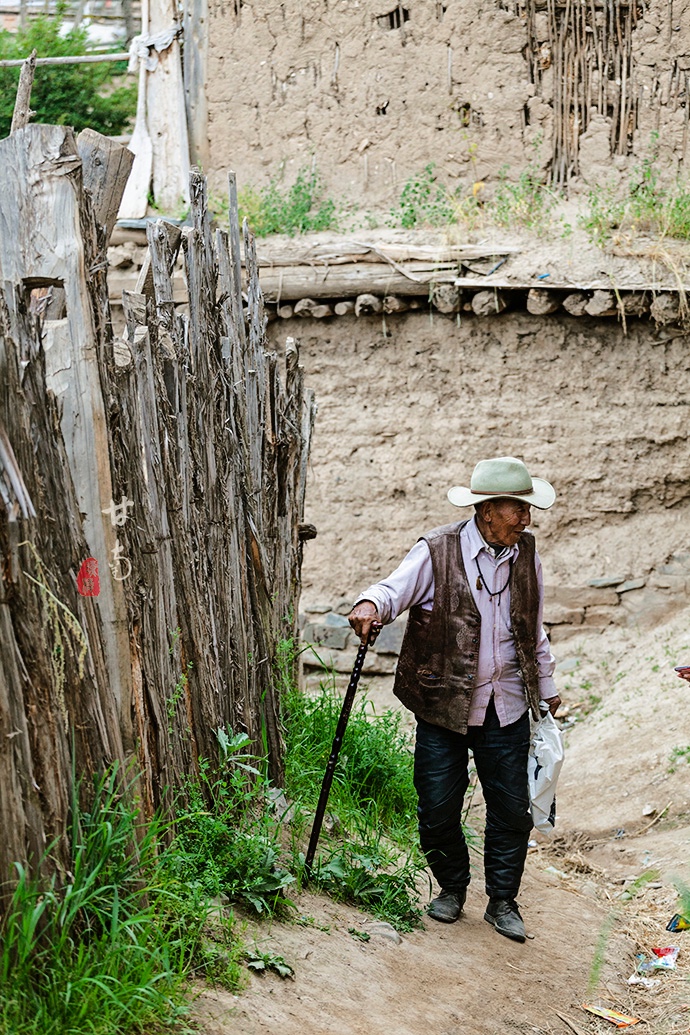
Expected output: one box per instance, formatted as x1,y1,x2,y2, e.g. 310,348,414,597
355,293,382,316
527,288,561,315
0,51,130,69
258,263,450,301
471,289,508,315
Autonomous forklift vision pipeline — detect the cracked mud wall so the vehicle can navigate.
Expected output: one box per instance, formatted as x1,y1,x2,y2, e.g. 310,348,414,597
265,312,690,607
204,0,690,205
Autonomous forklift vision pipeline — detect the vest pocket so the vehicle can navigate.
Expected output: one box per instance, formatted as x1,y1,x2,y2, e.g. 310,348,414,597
418,670,444,698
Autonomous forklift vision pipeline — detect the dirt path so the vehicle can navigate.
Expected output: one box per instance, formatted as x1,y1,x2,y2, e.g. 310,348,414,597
193,609,690,1035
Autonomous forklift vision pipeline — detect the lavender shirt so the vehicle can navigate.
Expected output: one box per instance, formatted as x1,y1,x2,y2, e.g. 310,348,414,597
357,516,557,727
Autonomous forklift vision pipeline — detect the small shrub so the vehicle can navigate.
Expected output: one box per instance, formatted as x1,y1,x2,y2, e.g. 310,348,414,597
0,16,136,138
168,730,295,916
389,163,458,229
237,165,338,236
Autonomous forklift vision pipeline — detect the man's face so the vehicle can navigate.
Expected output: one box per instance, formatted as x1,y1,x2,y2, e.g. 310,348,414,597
481,499,532,547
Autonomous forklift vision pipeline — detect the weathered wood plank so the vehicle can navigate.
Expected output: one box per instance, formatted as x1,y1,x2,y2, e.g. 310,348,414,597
0,143,314,894
77,129,135,243
0,124,134,752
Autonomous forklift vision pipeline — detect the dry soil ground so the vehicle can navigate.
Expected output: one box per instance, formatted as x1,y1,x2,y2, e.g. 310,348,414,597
193,607,690,1035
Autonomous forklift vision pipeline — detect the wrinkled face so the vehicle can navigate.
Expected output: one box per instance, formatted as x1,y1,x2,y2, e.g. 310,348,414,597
477,498,532,548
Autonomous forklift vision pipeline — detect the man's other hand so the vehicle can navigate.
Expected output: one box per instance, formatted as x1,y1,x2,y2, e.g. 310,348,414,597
543,695,561,717
348,601,382,645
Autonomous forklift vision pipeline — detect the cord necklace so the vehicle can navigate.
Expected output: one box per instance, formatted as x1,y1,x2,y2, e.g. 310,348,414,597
474,554,514,603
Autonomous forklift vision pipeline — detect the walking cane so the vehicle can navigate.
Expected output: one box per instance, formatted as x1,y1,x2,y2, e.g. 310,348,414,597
304,621,382,877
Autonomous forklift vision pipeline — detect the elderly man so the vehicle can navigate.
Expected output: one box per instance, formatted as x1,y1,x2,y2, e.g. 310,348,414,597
349,456,560,942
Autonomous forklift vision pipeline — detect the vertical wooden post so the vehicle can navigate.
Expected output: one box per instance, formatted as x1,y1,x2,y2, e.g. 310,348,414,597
147,0,191,209
0,125,135,755
10,49,36,134
183,0,209,170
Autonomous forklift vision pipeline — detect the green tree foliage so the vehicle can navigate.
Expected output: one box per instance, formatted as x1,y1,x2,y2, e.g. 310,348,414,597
0,16,136,138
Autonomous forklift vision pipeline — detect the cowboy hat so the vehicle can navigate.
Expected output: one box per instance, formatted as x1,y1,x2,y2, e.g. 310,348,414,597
447,456,556,510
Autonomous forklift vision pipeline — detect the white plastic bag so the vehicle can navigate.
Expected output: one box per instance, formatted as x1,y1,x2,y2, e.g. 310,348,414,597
528,710,564,835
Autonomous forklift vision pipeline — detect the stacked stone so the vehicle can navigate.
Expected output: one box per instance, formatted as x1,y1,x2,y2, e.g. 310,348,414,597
299,552,690,669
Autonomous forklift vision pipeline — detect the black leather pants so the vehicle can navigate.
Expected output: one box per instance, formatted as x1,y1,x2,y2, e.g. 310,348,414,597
413,698,533,900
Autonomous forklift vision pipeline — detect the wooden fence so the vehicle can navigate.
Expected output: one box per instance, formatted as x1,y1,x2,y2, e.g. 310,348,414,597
0,124,315,896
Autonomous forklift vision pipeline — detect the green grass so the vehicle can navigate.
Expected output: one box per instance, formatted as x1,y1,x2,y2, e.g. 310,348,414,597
1,644,475,1031
0,767,243,1035
164,675,430,932
580,140,690,246
282,676,427,930
283,679,418,843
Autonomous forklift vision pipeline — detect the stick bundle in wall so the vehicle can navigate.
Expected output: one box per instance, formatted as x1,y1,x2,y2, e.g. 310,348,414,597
530,0,638,185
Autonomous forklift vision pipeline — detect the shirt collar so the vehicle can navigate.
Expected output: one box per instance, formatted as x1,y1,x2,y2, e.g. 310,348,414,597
465,515,519,562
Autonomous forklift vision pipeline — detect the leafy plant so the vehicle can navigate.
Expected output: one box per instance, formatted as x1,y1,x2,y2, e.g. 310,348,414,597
580,138,690,245
0,765,243,1035
168,729,295,916
244,946,294,979
389,163,458,229
348,927,371,942
490,163,556,230
237,165,338,236
0,15,136,138
309,836,425,931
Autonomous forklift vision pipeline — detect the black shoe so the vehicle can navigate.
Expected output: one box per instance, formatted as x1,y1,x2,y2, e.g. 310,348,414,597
484,898,526,942
427,888,466,923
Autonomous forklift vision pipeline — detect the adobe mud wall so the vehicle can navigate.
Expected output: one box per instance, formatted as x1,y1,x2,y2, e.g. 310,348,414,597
203,0,690,206
264,310,690,651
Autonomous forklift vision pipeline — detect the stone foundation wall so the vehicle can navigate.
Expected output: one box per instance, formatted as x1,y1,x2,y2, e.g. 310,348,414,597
300,551,690,676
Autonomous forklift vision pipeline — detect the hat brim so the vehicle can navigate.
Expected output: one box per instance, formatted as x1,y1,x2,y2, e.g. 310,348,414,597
447,476,556,510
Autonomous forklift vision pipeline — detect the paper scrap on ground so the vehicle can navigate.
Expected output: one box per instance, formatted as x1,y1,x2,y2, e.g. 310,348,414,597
666,913,690,932
651,946,680,969
627,974,660,988
582,1004,640,1027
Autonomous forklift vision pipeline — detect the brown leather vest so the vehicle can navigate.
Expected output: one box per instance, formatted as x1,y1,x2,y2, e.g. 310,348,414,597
392,520,542,733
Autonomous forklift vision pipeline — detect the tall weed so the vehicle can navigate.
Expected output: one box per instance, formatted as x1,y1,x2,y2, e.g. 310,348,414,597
0,767,242,1035
283,679,418,843
238,165,338,236
167,730,295,916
